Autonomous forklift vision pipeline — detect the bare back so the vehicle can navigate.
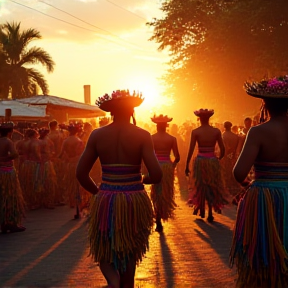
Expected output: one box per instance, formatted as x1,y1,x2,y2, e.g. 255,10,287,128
92,123,151,165
194,125,222,147
222,131,239,155
0,137,17,159
61,136,84,159
234,117,288,182
152,132,176,156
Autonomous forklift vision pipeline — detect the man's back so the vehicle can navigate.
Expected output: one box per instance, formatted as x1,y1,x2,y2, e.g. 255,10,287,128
193,125,221,147
152,132,175,155
91,122,151,165
222,131,239,155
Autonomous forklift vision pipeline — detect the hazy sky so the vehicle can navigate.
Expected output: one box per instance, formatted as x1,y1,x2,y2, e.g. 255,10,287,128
0,0,171,121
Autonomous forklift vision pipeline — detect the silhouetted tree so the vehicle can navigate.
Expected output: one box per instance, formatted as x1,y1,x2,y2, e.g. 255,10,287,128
147,0,288,121
0,22,55,99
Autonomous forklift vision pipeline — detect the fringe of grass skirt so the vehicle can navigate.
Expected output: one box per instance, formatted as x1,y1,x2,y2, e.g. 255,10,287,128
0,167,26,225
190,156,228,213
88,189,154,272
230,182,288,288
151,161,176,221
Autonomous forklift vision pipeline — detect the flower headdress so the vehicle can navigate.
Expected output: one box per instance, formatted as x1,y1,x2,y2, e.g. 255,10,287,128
244,75,288,98
151,114,173,123
194,109,214,117
95,89,144,112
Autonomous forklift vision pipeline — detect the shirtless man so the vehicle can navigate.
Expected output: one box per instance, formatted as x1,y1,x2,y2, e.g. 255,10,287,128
185,109,227,222
76,89,162,288
0,122,26,233
150,114,180,232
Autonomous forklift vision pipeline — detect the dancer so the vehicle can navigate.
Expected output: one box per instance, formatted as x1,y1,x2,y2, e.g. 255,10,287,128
221,121,242,197
0,122,26,233
185,109,227,222
76,89,162,288
39,128,57,209
59,123,85,212
150,114,180,232
230,76,288,287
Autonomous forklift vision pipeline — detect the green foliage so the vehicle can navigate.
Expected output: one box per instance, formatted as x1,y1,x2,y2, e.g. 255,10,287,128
147,0,288,122
0,22,55,99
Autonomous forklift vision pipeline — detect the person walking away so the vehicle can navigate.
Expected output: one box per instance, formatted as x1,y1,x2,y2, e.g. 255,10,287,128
76,89,162,288
230,76,288,288
185,109,228,222
150,114,180,232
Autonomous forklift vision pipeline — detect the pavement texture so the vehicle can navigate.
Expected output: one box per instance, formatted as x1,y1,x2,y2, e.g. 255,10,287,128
0,177,237,288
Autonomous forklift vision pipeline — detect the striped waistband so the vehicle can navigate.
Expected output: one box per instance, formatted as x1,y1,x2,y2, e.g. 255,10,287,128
197,152,216,158
156,154,171,162
254,162,288,180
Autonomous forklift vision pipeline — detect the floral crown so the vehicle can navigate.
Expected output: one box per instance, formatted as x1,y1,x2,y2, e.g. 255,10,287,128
151,114,173,123
95,89,144,112
194,109,214,117
244,75,288,98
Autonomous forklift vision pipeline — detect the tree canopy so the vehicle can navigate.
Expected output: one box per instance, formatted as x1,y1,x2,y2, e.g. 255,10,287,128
0,22,55,99
147,0,288,123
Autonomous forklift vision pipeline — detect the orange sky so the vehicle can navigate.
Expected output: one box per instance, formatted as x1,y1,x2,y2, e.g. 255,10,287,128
0,0,176,122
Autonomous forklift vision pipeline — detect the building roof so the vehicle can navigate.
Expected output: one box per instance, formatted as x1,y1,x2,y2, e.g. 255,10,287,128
18,95,105,115
0,100,48,119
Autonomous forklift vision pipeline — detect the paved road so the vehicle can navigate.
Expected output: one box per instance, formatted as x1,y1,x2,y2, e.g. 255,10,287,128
0,177,237,288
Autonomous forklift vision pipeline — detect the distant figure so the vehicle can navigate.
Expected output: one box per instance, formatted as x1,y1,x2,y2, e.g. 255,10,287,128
185,109,228,222
39,128,57,209
230,76,288,287
76,89,162,288
237,117,252,156
151,114,180,232
59,123,85,210
221,121,242,196
48,120,66,205
0,122,26,233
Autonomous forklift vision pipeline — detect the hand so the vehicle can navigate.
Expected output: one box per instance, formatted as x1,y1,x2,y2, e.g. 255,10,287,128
185,167,190,177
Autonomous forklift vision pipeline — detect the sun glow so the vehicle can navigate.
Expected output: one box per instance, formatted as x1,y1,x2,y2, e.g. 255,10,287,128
124,75,170,122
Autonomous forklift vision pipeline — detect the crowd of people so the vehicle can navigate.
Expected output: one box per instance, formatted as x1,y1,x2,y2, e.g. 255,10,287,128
1,75,288,287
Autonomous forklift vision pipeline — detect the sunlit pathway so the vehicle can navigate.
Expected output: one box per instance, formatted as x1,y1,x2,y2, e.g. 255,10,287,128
135,177,237,288
0,176,237,288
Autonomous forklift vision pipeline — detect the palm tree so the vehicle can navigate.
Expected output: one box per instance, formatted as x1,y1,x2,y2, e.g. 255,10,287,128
0,21,55,99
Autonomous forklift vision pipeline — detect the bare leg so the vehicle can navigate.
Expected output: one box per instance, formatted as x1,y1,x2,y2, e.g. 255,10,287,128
99,262,120,288
207,203,214,222
120,259,136,288
155,214,163,232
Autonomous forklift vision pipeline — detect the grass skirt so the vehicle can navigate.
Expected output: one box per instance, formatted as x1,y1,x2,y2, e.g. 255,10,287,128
230,162,288,288
21,160,42,208
0,162,26,225
151,161,176,221
189,155,228,216
89,164,153,272
40,161,57,207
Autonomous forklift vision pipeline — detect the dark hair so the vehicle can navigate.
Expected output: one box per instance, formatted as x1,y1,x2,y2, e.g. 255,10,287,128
0,127,13,137
224,121,232,129
264,98,288,117
244,117,252,122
